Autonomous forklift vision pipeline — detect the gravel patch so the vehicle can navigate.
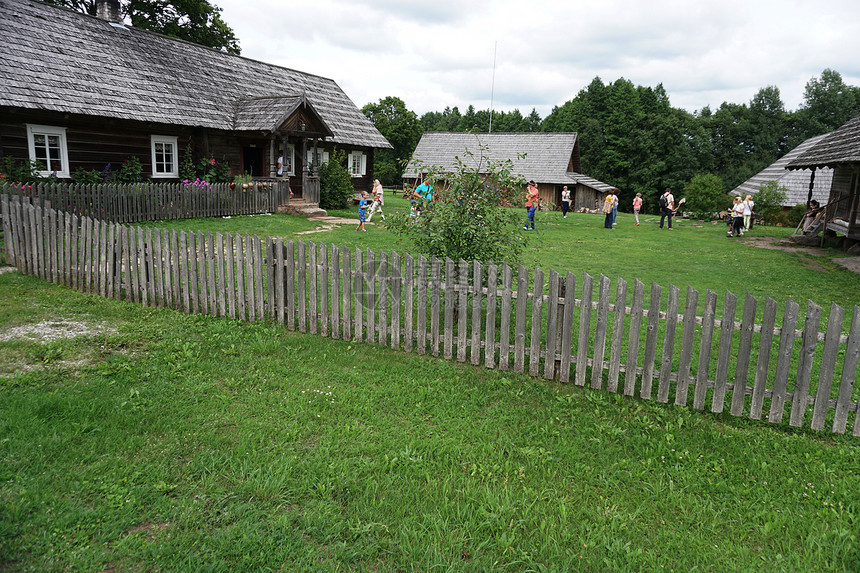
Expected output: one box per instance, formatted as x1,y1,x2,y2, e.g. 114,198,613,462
0,319,117,343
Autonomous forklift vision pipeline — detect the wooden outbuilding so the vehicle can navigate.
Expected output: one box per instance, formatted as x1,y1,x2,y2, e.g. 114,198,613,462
732,133,833,207
403,132,615,210
788,114,860,246
0,0,392,205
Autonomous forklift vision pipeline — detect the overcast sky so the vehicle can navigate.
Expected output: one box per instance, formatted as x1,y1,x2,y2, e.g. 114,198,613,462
215,0,860,119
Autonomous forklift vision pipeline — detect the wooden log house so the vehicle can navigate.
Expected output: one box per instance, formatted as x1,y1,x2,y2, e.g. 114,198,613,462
788,114,860,249
403,132,616,211
0,0,392,209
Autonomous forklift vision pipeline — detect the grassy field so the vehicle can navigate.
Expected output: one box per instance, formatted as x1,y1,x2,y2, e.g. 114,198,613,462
1,199,859,571
153,194,860,315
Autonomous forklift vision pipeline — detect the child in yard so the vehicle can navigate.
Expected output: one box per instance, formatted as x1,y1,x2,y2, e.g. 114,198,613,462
633,192,643,225
367,179,385,222
356,192,370,231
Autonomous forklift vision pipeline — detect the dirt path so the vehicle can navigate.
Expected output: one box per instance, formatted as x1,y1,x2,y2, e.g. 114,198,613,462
739,237,860,275
295,215,367,235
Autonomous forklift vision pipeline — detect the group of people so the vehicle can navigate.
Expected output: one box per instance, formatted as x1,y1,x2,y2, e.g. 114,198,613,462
727,194,755,237
355,179,386,231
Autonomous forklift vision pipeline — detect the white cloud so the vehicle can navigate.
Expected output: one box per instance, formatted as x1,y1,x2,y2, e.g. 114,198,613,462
216,0,860,118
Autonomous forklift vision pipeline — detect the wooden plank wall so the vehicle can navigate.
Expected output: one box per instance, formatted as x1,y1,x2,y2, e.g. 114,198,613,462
3,194,860,437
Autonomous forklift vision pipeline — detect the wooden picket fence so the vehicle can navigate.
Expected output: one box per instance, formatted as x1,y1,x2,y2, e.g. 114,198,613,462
1,180,290,224
3,194,859,437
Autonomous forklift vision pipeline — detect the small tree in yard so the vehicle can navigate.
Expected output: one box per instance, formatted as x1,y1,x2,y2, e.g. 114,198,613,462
319,149,354,210
388,147,528,266
753,181,788,226
684,173,728,219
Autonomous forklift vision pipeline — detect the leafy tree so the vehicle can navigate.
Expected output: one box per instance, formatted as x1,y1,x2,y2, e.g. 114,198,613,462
795,69,860,136
42,0,241,54
362,97,422,186
318,149,353,210
753,181,788,226
683,173,727,219
387,148,528,266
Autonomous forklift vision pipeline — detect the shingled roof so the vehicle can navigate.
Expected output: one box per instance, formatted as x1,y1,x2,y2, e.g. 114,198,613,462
787,114,860,170
404,132,614,192
732,134,833,206
0,0,391,149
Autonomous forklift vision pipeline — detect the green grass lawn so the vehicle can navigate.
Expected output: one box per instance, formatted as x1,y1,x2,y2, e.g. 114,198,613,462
2,202,859,571
153,195,860,315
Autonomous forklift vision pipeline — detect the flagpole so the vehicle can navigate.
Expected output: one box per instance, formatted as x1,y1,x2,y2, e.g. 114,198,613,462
489,40,497,133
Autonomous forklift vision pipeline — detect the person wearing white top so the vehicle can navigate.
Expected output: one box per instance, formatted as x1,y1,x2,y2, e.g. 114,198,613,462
561,186,571,218
742,195,754,231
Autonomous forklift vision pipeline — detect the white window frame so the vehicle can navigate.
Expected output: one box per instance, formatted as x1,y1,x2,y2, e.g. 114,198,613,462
150,135,179,178
349,150,367,178
26,124,70,178
311,149,329,167
284,144,296,176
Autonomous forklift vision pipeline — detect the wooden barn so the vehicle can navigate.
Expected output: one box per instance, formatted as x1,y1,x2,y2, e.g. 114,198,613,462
403,132,615,210
788,114,860,248
732,133,833,207
0,0,391,205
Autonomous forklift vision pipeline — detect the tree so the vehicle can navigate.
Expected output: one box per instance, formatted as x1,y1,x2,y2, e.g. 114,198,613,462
387,148,528,266
683,173,727,219
318,149,354,210
42,0,241,54
796,69,860,136
362,97,422,186
753,181,788,226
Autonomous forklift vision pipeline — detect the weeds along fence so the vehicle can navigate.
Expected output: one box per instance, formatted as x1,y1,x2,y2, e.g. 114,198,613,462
1,180,291,224
3,194,859,437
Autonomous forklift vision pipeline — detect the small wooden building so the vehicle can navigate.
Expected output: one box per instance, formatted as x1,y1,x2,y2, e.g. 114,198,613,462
0,0,392,205
403,132,615,210
732,133,833,207
788,114,860,245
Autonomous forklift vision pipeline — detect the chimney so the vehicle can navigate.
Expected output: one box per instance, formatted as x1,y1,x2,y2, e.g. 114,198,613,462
96,0,122,24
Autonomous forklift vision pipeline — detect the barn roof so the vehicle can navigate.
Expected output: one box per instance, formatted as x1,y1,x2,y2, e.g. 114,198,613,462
732,134,833,206
404,132,615,192
0,0,391,149
787,114,860,170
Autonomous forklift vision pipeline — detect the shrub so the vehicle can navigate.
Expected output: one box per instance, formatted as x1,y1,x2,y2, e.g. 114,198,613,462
786,203,807,228
1,156,48,184
115,157,144,183
387,147,528,266
753,181,788,226
72,167,105,185
179,145,195,182
319,149,354,210
684,173,728,219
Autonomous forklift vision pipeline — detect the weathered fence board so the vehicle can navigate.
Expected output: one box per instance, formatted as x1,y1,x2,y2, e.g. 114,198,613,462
3,194,859,438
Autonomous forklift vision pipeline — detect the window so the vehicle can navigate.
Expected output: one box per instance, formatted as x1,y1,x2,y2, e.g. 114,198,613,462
310,148,329,168
349,151,367,177
284,144,296,176
26,124,70,178
151,135,178,178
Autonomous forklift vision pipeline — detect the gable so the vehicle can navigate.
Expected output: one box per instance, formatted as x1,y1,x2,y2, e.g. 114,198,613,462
0,0,390,150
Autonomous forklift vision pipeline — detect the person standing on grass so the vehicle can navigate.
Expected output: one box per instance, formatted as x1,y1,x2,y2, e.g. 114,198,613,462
603,191,617,229
356,191,370,232
610,188,619,226
524,180,539,230
367,179,385,222
729,196,745,237
659,187,674,229
561,185,571,218
632,192,643,226
742,194,754,231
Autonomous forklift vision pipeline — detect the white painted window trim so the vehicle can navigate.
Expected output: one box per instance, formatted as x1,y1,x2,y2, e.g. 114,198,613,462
349,150,367,177
150,135,179,178
26,124,70,178
285,144,296,176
